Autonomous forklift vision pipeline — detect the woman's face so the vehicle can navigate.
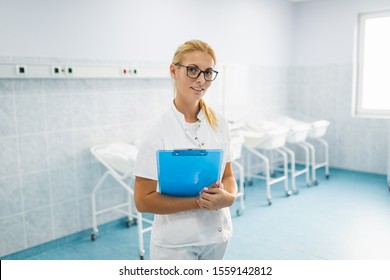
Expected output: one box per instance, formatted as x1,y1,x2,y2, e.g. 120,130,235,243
171,51,215,104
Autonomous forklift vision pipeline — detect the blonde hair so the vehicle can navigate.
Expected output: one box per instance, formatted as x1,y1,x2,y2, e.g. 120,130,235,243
172,39,218,128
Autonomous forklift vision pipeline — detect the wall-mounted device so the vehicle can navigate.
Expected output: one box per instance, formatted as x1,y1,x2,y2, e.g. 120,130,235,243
0,63,169,79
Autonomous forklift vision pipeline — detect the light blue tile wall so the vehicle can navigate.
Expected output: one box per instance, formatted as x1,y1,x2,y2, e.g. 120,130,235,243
0,97,16,136
0,176,22,217
0,214,25,256
25,207,53,248
287,64,389,175
45,95,72,131
0,137,19,178
21,171,51,211
19,134,49,173
15,95,46,134
0,56,173,256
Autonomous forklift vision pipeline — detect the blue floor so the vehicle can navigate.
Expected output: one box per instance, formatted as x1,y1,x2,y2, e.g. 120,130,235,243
3,168,390,260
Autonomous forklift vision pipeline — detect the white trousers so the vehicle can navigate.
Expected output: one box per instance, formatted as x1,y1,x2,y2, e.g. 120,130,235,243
150,240,229,260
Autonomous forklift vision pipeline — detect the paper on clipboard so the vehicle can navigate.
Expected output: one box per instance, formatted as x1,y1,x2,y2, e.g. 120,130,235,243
156,149,223,197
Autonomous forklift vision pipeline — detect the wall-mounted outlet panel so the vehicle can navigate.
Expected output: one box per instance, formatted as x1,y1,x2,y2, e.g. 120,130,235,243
119,66,137,77
51,66,66,75
0,63,169,79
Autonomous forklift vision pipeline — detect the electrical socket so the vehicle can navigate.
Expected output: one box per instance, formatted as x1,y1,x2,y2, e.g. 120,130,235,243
120,67,129,76
52,66,61,75
51,66,67,75
120,66,137,76
16,65,26,75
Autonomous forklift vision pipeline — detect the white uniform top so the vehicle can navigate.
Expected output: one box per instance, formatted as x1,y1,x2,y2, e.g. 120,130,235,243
134,101,233,248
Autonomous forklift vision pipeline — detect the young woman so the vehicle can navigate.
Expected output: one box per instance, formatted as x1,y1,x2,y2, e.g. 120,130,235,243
133,39,237,260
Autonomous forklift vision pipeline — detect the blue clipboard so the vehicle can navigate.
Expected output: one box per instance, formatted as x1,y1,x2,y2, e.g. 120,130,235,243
156,149,223,197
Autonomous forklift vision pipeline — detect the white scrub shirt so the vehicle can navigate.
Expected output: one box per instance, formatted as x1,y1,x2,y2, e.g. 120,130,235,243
134,101,233,248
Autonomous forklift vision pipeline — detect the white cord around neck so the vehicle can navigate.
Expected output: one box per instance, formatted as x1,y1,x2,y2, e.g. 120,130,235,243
171,103,205,148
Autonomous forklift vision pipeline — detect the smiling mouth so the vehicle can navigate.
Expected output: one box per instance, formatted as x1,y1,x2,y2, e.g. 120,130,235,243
191,87,205,92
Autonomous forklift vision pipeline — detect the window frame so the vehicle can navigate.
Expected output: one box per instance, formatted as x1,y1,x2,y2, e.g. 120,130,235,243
352,9,390,119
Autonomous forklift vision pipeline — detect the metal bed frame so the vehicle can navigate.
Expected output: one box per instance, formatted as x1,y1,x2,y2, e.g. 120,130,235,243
90,142,152,260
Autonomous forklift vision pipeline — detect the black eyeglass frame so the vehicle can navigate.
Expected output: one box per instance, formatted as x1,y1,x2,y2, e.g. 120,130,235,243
175,63,218,81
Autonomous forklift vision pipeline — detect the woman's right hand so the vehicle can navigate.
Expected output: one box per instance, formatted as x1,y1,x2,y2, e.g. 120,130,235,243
197,181,235,210
134,176,200,214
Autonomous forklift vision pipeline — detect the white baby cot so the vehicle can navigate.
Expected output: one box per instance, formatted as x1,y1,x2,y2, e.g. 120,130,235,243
241,120,291,205
229,122,246,216
271,116,312,191
306,120,330,184
90,142,152,260
271,116,330,186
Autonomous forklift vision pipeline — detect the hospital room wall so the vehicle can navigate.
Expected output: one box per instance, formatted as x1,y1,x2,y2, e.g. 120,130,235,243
0,74,174,257
287,0,390,174
0,0,294,256
0,0,294,65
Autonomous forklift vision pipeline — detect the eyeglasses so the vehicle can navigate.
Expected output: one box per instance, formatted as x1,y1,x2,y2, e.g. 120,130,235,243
175,64,218,81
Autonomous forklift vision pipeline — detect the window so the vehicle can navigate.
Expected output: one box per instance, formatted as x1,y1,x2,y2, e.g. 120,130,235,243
353,9,390,118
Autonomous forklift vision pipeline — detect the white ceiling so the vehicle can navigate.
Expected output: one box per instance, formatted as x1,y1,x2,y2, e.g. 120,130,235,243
285,0,313,2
